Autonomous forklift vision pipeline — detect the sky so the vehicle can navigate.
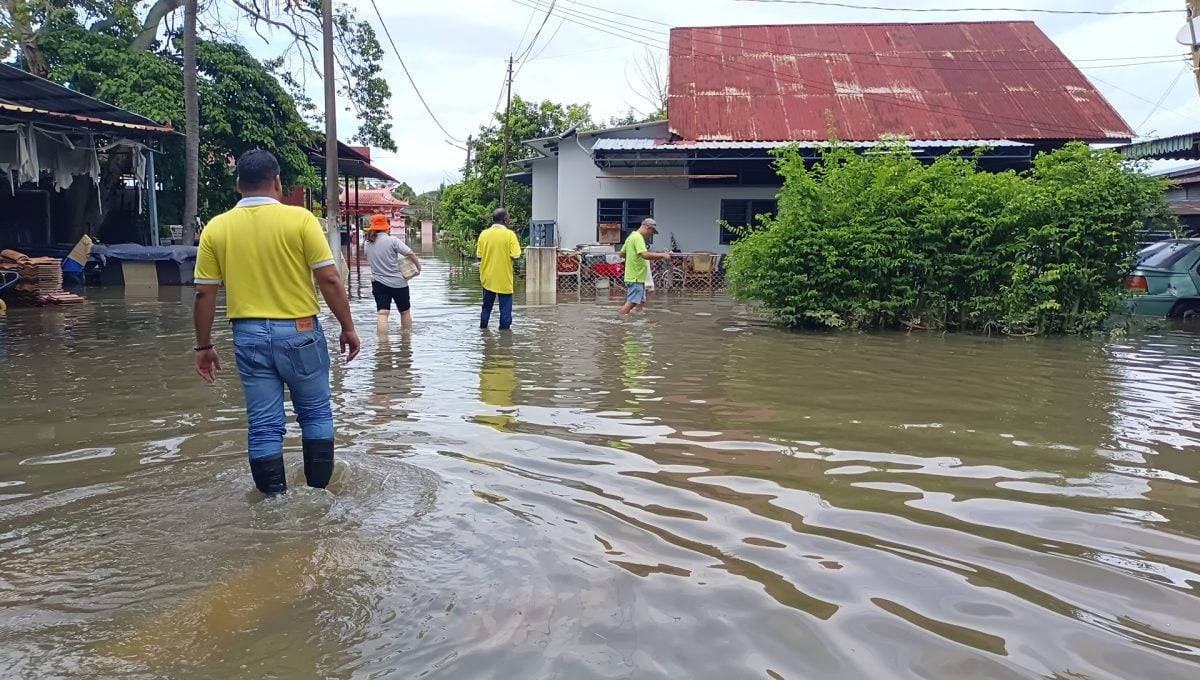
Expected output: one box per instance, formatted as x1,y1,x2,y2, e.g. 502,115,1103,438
298,0,1197,192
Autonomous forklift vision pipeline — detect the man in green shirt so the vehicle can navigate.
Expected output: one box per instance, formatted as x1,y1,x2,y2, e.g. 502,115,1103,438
620,218,671,316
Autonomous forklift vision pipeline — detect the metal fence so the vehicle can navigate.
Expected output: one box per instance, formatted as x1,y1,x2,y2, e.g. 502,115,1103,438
556,252,727,294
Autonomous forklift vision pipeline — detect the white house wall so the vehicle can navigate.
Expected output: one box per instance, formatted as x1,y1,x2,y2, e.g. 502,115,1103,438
554,138,780,253
531,157,558,222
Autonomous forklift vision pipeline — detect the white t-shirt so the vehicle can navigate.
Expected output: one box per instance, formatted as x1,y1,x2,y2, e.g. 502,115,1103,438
365,233,413,288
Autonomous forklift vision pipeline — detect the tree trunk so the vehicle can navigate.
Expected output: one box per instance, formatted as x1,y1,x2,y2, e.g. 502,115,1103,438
131,0,187,53
4,0,48,76
182,0,199,245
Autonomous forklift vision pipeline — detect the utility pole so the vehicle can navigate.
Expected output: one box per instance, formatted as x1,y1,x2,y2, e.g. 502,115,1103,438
466,135,473,176
181,0,198,247
1188,0,1200,96
322,0,341,282
499,56,514,209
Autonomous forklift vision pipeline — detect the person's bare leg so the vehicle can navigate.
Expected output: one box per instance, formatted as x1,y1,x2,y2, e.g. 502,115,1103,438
400,310,413,329
619,302,635,316
376,310,389,335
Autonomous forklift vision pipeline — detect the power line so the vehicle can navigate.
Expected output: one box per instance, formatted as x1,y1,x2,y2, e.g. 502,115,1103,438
1088,74,1200,128
1080,58,1188,70
528,44,623,62
510,0,1184,73
734,0,1182,15
507,0,1140,139
366,0,464,143
1135,65,1188,133
491,65,510,120
516,0,557,64
536,0,1183,63
512,3,540,58
527,0,577,62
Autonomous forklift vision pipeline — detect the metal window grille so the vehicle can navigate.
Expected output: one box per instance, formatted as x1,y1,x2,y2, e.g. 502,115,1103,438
719,199,777,245
597,198,654,243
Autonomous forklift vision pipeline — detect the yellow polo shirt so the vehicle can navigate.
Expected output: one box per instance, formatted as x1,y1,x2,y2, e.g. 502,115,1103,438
194,198,335,319
476,224,522,294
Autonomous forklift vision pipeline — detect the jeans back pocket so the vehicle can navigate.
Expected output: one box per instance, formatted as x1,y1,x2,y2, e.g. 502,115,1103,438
285,333,327,378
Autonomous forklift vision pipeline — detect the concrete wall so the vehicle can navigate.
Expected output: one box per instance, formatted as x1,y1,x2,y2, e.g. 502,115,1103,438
554,139,780,253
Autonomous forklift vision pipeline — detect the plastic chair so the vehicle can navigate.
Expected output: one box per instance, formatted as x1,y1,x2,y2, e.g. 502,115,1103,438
683,253,718,290
556,251,582,290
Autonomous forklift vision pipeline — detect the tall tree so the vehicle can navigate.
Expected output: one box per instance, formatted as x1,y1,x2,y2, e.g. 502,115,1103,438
1,0,395,150
182,0,199,244
392,181,416,202
626,48,668,121
1,0,396,239
438,97,594,254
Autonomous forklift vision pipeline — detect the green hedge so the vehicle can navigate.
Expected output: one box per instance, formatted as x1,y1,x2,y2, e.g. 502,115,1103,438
726,141,1174,335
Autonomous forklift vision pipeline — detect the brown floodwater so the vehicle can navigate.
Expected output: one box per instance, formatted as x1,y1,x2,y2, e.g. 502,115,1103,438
1,253,1199,679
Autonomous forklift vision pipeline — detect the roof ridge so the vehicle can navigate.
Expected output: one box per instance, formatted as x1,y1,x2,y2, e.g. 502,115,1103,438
671,20,1038,31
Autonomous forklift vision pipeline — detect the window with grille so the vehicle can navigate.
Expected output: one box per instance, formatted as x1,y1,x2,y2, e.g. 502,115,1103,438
719,199,777,245
597,198,653,244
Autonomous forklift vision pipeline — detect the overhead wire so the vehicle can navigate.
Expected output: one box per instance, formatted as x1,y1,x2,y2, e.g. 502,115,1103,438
366,0,464,143
527,0,577,62
1087,74,1200,128
510,0,1183,73
515,0,558,64
733,0,1181,15
512,3,540,58
1135,65,1190,134
528,44,624,62
507,0,1150,139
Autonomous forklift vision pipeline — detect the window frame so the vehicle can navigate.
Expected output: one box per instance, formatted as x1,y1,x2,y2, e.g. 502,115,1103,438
719,198,777,245
597,198,654,243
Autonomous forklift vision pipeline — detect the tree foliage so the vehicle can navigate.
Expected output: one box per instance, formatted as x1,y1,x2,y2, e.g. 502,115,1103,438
37,12,317,228
437,96,594,254
391,181,416,202
1,0,394,236
727,141,1175,335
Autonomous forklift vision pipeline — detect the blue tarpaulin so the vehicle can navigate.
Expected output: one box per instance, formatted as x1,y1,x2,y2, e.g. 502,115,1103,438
92,243,197,263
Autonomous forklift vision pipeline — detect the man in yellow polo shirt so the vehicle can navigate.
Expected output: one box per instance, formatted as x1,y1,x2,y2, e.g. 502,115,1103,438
476,208,522,330
193,149,360,496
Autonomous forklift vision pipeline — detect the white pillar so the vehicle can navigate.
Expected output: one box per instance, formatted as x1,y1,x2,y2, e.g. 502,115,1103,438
525,246,557,305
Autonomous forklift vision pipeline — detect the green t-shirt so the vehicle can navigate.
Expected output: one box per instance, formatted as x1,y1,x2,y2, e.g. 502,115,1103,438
622,231,649,283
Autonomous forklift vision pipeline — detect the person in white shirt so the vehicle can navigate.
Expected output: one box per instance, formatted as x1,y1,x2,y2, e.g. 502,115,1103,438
364,214,422,332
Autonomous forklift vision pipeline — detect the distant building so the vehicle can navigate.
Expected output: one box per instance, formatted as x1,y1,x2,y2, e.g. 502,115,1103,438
1146,163,1200,235
513,21,1134,253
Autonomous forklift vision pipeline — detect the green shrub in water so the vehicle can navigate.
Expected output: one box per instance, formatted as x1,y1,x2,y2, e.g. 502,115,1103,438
726,141,1174,335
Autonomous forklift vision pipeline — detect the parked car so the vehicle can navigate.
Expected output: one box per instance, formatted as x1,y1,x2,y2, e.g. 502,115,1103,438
1125,239,1200,319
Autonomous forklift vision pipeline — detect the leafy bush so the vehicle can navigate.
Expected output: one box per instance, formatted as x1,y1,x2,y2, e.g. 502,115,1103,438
727,141,1174,335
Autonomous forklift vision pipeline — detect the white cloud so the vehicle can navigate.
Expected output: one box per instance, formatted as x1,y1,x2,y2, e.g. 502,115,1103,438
296,0,1195,192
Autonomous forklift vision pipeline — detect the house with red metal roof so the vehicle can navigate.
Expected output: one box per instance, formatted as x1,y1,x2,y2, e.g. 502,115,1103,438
513,21,1135,254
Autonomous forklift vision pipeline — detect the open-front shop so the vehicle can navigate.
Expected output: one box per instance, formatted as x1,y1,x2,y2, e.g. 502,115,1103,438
0,63,176,307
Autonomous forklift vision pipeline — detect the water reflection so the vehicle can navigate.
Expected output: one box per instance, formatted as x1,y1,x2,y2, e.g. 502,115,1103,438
1,253,1199,679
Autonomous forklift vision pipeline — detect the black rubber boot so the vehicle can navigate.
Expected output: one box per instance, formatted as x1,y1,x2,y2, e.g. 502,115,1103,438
249,454,287,496
302,439,335,489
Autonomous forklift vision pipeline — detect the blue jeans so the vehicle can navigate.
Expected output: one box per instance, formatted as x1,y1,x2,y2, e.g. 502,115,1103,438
481,289,513,329
231,318,334,460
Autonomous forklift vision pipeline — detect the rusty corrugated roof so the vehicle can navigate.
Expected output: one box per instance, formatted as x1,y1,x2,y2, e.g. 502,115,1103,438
668,22,1134,144
591,137,1033,151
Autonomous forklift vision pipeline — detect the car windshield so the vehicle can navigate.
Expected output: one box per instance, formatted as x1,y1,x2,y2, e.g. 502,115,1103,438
1139,242,1199,269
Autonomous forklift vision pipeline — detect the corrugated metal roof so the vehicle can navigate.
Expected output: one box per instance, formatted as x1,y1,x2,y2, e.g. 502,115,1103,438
1117,132,1200,161
0,63,174,134
668,22,1134,144
593,137,1032,151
